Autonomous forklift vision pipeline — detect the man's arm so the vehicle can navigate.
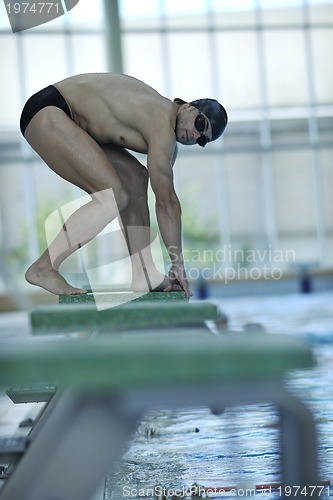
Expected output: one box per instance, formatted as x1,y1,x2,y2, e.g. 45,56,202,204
147,137,191,299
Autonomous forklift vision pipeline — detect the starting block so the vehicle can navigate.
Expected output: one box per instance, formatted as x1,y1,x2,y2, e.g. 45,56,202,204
30,300,218,335
6,383,57,404
0,329,318,500
59,290,186,304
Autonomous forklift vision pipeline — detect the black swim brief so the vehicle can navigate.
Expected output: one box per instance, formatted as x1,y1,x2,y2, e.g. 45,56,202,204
20,85,72,136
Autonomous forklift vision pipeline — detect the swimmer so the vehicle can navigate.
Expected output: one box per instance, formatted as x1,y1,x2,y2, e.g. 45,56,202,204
20,73,228,299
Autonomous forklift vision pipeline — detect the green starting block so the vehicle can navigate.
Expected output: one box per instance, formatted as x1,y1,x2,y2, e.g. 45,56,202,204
6,383,57,404
59,290,186,304
0,330,314,387
30,300,218,335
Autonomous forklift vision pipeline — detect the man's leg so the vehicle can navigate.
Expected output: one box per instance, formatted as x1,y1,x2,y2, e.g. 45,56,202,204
101,145,169,291
23,108,129,295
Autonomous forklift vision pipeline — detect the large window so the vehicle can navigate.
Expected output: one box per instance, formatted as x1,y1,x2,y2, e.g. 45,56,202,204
0,0,332,296
120,0,333,276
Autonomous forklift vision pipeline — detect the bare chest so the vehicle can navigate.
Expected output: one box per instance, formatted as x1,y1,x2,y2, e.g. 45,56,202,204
74,114,148,153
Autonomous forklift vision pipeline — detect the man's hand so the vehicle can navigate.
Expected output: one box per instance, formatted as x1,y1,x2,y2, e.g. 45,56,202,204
164,263,192,301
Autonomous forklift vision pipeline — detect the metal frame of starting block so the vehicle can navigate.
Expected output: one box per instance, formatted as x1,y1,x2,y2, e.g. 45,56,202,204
0,328,318,500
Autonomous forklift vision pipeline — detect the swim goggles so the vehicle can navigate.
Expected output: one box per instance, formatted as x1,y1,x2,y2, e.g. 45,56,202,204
195,113,209,147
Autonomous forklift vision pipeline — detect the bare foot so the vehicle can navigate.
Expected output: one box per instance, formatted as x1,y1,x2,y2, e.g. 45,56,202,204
132,271,182,292
131,271,166,292
25,264,87,295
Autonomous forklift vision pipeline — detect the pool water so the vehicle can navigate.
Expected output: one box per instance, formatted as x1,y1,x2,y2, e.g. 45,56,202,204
105,292,333,499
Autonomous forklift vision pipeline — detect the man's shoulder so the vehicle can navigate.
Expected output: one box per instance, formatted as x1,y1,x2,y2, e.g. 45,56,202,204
56,72,136,89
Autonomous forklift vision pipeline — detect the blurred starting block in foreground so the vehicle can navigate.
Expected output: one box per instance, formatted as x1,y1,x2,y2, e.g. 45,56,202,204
0,326,318,500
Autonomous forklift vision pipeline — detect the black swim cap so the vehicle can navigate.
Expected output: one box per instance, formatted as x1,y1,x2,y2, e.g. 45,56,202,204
191,98,228,142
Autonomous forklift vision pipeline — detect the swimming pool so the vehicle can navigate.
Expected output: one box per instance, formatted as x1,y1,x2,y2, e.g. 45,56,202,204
105,291,333,499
